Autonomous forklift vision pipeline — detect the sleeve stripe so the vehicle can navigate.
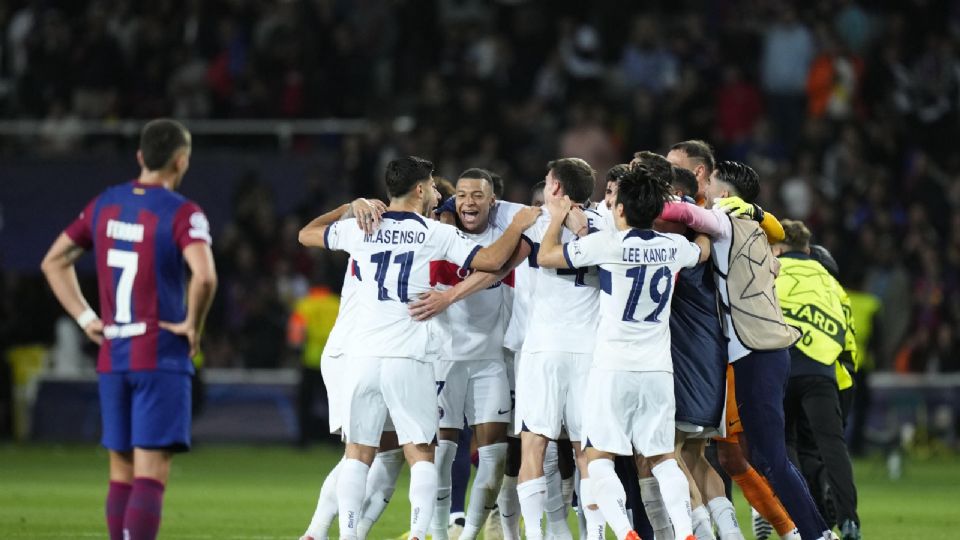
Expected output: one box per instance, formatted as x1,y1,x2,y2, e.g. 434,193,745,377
520,234,534,250
462,244,482,270
323,225,332,248
562,243,576,269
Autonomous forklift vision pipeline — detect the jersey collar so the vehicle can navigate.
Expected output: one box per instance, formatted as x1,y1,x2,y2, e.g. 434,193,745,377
381,211,427,228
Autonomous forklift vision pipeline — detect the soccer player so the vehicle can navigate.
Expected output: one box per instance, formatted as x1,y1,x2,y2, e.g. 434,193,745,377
423,168,519,540
660,161,833,540
774,227,861,540
298,156,539,540
538,162,710,540
514,158,607,540
40,119,217,540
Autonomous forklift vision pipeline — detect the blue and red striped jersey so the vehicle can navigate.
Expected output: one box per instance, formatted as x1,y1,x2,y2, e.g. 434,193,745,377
64,180,211,373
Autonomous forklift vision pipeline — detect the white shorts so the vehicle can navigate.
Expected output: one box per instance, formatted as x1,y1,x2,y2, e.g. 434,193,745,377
504,349,518,437
515,351,591,441
320,353,345,434
582,368,676,457
342,356,437,447
435,358,511,430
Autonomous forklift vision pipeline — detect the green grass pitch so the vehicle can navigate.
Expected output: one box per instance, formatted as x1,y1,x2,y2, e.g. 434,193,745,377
1,444,958,539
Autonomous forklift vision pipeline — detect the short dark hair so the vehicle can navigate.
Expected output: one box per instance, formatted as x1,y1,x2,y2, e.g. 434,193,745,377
671,166,698,198
489,171,504,198
435,176,456,201
632,151,675,186
458,168,494,193
714,161,760,203
140,119,190,170
670,139,716,173
385,156,434,198
810,244,840,279
780,219,812,253
616,162,673,229
547,158,595,203
606,164,630,183
531,180,545,200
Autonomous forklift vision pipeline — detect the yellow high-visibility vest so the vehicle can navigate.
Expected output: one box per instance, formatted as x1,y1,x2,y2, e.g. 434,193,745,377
287,288,340,369
776,254,849,370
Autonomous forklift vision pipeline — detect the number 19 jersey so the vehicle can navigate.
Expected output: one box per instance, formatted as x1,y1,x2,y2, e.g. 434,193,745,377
64,180,212,374
565,228,701,371
324,211,482,359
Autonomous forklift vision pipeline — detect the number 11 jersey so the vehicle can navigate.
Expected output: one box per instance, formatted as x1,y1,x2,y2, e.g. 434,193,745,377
64,180,212,374
324,211,482,359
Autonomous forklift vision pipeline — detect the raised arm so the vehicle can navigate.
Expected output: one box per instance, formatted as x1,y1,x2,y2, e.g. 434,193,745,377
298,199,386,248
41,234,102,344
468,206,540,272
537,197,572,269
409,241,532,321
659,201,727,238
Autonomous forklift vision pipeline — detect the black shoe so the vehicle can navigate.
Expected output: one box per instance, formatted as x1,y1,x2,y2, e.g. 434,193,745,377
840,519,861,540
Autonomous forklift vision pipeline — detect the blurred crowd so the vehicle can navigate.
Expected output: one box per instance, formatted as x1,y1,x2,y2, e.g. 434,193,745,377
3,0,960,372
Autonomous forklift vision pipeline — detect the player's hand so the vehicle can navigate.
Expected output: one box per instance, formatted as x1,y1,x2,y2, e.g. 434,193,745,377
511,206,541,230
563,206,588,236
351,198,385,235
82,319,104,346
714,196,764,222
159,320,199,358
408,289,453,321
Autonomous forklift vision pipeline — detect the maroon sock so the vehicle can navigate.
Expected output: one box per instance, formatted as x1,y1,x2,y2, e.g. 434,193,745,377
123,477,166,540
106,481,132,540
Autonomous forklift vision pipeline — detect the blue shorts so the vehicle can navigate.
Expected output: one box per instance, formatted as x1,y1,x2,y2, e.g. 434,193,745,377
99,371,192,453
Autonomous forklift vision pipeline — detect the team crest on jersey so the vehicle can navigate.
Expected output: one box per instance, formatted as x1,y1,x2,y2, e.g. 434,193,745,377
188,212,212,243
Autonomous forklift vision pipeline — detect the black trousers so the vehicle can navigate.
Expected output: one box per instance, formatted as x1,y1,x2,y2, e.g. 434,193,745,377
785,375,860,528
298,366,327,445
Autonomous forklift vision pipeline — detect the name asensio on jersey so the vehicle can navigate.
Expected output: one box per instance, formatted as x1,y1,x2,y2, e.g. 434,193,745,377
622,247,678,264
364,229,427,245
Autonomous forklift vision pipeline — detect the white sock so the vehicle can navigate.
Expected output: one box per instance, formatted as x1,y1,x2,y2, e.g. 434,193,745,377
651,459,693,540
691,505,715,540
431,440,458,540
780,528,801,540
517,477,547,540
578,478,607,540
461,442,508,540
574,470,587,540
587,459,632,540
639,477,673,540
707,497,743,540
544,443,572,539
357,449,405,539
409,461,439,540
336,459,370,539
498,475,521,540
304,458,343,539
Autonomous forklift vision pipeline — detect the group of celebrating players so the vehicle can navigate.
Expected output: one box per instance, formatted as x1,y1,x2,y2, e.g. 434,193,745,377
41,119,862,540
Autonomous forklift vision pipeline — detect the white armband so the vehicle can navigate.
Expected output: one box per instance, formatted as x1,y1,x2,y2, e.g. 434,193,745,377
75,308,99,329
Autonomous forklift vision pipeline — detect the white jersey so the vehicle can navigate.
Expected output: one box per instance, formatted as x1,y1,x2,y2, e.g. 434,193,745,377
322,258,361,357
325,211,482,359
521,207,606,354
503,258,536,352
595,202,616,230
430,223,512,361
566,228,701,371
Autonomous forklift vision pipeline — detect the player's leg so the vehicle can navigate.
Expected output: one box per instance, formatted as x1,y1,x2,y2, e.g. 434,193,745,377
635,372,694,540
684,437,740,540
496,350,521,540
635,455,674,540
733,351,830,540
544,439,573,540
357,429,404,540
302,456,344,540
339,357,389,540
449,427,472,536
677,434,715,540
100,373,133,540
459,358,510,540
516,351,563,540
566,354,603,540
433,360,468,540
717,439,798,540
126,371,190,540
383,356,441,540
557,438,576,518
303,354,349,540
579,367,639,540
